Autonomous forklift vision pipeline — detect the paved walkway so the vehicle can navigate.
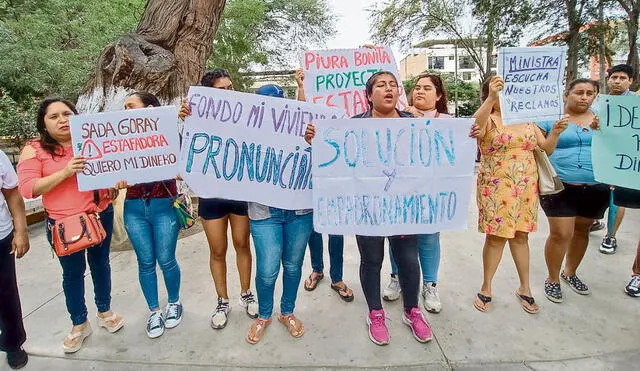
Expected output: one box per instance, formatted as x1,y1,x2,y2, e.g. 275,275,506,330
3,201,639,371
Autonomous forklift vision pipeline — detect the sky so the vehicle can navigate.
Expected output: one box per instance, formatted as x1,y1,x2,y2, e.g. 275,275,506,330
323,0,404,65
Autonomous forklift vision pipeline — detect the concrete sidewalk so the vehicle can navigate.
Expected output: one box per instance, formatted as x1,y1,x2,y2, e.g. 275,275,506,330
3,203,639,371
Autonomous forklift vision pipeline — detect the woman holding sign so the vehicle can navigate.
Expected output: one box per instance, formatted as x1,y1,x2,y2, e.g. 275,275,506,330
17,98,123,353
114,92,183,339
538,79,609,304
306,71,432,346
179,68,258,330
384,73,451,313
473,76,567,314
246,84,313,344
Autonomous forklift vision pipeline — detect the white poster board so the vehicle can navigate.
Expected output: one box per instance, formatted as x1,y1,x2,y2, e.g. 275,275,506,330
498,46,567,125
312,117,476,236
70,106,181,191
301,46,408,117
181,86,345,210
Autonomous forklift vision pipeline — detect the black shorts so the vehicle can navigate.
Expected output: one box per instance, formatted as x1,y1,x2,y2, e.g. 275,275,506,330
613,187,640,209
197,198,248,220
540,183,610,219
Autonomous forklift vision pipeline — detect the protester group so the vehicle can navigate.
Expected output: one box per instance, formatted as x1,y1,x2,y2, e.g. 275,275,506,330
0,43,639,370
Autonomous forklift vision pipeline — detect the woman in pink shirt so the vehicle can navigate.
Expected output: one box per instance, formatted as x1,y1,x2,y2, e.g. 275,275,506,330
17,98,124,354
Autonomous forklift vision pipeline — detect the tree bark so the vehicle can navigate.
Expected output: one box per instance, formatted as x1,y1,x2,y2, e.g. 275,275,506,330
77,0,226,112
564,0,582,84
626,8,640,90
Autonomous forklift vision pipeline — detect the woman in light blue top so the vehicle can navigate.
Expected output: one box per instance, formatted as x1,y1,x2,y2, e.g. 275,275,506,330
537,78,609,304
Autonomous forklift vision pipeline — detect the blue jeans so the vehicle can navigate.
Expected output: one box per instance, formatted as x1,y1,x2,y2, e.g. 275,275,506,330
307,232,344,283
390,233,440,283
124,198,181,310
250,208,313,319
46,205,115,326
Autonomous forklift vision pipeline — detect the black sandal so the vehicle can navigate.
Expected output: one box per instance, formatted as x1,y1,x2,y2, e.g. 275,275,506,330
304,272,323,291
331,282,354,302
473,293,492,312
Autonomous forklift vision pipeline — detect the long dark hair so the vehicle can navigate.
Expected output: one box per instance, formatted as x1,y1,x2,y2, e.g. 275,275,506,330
36,98,78,157
127,91,161,107
409,73,449,114
365,71,398,110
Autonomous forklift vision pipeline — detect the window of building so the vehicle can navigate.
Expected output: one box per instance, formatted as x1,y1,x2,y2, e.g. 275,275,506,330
462,72,473,81
459,56,474,69
491,57,497,68
428,56,445,69
449,56,454,60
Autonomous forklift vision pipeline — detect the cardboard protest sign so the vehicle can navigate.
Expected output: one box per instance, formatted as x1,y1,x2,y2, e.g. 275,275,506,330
312,117,476,236
301,46,408,117
181,86,345,210
498,46,567,125
593,95,640,190
70,106,181,191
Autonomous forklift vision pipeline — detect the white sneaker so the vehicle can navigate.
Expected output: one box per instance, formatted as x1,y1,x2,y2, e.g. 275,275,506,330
383,275,401,301
422,282,442,313
239,291,259,319
211,298,231,329
146,310,165,339
165,301,183,329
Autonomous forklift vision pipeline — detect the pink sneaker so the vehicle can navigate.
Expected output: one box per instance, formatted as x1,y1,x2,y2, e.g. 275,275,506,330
402,307,432,343
366,309,390,345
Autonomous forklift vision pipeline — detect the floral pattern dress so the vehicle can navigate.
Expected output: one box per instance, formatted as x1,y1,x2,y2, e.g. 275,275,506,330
477,114,539,239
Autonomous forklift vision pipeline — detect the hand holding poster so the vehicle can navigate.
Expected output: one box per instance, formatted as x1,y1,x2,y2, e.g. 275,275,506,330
498,46,567,125
301,46,408,117
181,86,344,210
312,118,477,236
70,106,181,191
593,95,640,190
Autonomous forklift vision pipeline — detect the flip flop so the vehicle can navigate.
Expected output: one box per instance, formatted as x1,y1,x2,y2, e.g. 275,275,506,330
246,318,272,345
515,291,540,314
304,272,324,291
278,314,305,338
473,293,492,312
331,282,354,302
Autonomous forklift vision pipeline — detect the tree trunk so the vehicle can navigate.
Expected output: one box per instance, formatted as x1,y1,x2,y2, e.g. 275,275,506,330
626,8,640,90
564,0,581,84
77,0,226,113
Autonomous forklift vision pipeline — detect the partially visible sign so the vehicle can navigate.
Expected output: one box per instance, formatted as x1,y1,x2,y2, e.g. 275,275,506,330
302,46,408,117
593,94,640,190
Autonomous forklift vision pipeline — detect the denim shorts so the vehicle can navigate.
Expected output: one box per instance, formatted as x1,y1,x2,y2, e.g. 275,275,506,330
197,198,248,220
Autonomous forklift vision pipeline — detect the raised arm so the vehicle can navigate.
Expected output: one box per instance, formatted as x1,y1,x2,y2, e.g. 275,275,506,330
473,76,504,139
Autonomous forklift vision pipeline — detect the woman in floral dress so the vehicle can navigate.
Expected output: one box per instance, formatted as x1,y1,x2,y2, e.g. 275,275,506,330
473,76,567,314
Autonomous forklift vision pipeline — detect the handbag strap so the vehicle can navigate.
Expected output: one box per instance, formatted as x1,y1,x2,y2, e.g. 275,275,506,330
93,190,100,206
160,181,177,200
58,215,90,246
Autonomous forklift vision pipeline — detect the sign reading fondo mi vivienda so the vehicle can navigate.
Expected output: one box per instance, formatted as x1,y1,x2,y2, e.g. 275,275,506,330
593,94,640,190
312,117,477,236
70,106,181,191
181,86,345,210
498,46,567,125
301,46,408,117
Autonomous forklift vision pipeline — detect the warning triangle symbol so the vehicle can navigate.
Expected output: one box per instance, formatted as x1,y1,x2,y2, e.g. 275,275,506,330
81,140,103,159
